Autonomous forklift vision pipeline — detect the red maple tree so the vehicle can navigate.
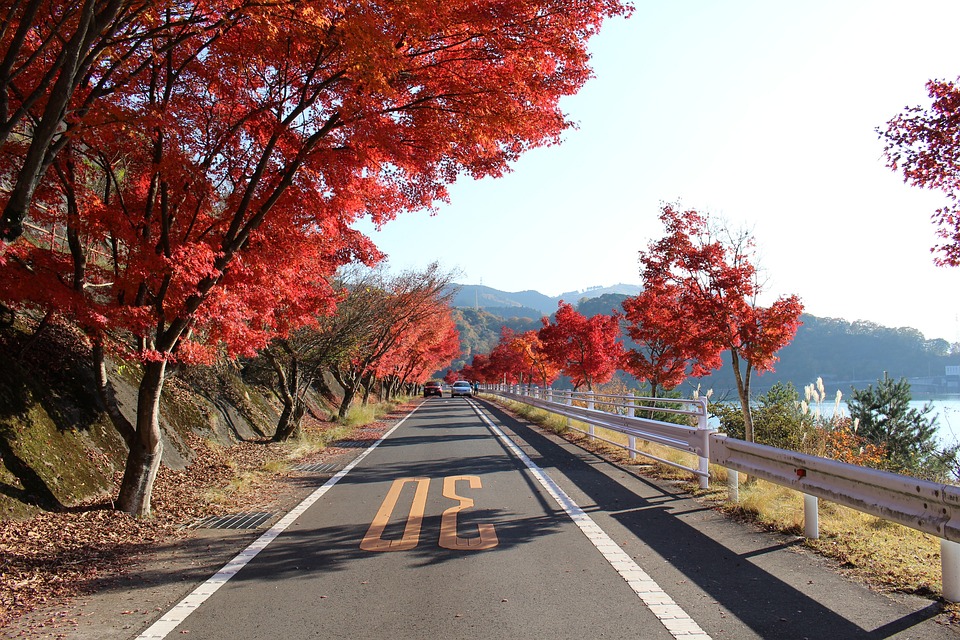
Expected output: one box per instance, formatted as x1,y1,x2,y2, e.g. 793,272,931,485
621,283,722,398
882,78,960,266
0,0,629,516
371,298,461,399
640,204,803,442
538,302,623,391
484,328,535,385
460,353,491,384
513,330,562,389
0,0,188,241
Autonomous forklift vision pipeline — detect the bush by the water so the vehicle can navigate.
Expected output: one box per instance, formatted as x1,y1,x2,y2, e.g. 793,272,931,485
710,378,958,483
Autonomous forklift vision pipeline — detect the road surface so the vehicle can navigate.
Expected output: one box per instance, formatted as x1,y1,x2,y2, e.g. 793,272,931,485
136,397,958,639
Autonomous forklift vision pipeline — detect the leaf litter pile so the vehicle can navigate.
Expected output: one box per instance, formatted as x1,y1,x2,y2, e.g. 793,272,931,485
0,416,394,631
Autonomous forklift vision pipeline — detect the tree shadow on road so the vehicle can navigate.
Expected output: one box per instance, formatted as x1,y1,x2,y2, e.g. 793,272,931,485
474,399,952,640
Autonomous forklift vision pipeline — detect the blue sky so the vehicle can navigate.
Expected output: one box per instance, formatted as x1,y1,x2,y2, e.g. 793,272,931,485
354,1,960,342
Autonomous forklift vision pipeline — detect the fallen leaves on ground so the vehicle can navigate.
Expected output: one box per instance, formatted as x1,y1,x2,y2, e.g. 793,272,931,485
0,410,402,630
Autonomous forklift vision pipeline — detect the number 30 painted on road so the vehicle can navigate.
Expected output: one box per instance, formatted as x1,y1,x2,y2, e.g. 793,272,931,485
360,476,499,552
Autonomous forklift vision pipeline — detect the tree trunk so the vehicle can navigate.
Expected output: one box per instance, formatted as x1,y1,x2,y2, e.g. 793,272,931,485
274,403,294,441
116,359,166,516
273,402,305,441
338,384,357,419
268,350,303,442
730,350,754,442
361,373,374,405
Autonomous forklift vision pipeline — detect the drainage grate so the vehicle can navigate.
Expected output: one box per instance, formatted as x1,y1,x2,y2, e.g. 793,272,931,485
293,462,344,473
357,426,384,434
190,511,276,530
333,440,368,448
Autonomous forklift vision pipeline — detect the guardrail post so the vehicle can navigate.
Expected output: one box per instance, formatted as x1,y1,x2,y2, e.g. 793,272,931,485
943,540,960,602
587,391,595,441
565,391,573,429
803,494,819,539
696,396,709,489
547,387,553,403
628,391,637,460
727,470,739,502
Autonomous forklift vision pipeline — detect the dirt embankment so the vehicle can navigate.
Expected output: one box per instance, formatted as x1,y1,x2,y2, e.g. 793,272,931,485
0,314,341,629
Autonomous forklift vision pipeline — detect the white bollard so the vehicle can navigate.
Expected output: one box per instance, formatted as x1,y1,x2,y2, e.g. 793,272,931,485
695,396,710,490
587,391,595,441
727,469,739,503
943,539,960,602
803,494,819,539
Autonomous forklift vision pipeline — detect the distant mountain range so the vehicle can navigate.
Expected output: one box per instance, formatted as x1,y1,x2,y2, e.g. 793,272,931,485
448,283,642,318
445,283,960,395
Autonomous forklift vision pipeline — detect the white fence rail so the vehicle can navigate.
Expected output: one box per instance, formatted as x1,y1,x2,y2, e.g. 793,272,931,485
484,384,960,601
493,386,711,488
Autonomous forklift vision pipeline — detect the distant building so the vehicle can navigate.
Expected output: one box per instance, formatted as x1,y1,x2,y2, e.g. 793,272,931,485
946,366,960,392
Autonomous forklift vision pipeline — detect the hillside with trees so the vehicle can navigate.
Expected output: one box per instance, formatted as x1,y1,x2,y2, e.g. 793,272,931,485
452,292,960,396
695,315,958,397
448,284,642,317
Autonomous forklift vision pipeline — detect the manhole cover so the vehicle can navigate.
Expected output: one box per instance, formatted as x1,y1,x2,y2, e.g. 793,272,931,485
190,511,276,530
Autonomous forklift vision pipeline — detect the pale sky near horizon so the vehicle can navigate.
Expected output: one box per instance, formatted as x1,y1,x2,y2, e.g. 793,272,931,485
354,1,960,343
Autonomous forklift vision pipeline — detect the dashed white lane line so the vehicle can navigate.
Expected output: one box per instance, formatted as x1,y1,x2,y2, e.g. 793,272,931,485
470,401,712,640
135,405,421,639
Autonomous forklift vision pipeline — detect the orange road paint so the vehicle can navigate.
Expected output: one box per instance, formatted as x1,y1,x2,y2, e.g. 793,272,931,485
360,477,430,552
439,475,499,550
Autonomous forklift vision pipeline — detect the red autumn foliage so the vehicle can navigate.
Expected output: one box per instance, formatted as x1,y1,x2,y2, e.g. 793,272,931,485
484,328,535,385
459,352,491,384
538,301,624,391
820,422,888,468
374,303,461,391
621,282,723,398
0,0,628,516
882,78,960,267
640,204,803,441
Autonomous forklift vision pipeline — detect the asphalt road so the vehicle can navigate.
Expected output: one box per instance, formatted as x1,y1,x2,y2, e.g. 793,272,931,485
137,397,960,639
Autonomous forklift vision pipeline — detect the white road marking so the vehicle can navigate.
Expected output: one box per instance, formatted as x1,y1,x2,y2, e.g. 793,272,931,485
470,401,712,640
135,406,420,639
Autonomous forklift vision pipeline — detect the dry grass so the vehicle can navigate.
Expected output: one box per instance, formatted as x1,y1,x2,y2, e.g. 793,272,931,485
285,423,352,459
494,397,951,602
340,396,408,428
729,481,943,595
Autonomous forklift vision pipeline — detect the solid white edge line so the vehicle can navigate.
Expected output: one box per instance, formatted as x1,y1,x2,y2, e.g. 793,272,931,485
469,400,712,640
135,405,420,639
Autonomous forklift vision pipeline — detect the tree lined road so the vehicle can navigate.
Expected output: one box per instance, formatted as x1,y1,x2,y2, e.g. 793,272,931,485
138,399,958,639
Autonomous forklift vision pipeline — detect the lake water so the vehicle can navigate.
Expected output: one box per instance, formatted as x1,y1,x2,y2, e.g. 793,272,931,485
734,396,960,447
888,398,960,447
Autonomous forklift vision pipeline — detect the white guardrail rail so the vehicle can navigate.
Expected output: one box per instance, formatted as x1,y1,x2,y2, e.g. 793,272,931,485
491,385,712,487
484,384,960,601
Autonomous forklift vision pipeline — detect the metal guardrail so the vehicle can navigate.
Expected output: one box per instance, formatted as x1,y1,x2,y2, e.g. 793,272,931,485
485,384,960,601
710,435,960,540
490,386,712,488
